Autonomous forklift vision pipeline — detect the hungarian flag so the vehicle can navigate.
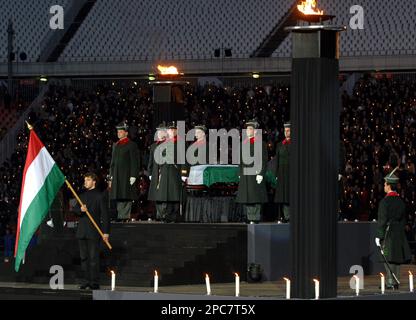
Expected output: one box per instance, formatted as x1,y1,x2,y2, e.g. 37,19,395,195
14,129,65,272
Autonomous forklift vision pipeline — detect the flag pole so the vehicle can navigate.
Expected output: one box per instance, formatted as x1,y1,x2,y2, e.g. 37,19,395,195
65,180,112,250
25,121,112,250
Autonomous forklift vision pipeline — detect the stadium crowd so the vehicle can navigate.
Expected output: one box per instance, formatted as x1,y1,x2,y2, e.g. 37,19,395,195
1,75,416,253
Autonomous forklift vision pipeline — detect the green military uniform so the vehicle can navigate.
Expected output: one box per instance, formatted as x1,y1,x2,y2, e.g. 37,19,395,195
152,122,186,223
109,122,140,220
188,125,208,165
274,122,290,222
148,123,167,220
376,172,411,288
236,120,268,223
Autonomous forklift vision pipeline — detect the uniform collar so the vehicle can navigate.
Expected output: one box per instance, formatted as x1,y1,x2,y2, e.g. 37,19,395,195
168,136,179,143
282,138,291,145
243,137,257,145
194,139,206,146
117,137,130,145
156,139,166,145
386,191,400,198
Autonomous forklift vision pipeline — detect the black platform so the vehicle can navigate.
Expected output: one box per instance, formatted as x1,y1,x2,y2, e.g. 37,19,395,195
0,222,381,288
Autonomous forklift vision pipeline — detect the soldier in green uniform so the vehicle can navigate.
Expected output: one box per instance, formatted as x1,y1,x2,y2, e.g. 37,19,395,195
151,121,186,223
147,122,167,221
189,125,208,165
274,122,291,222
109,122,140,222
236,120,268,224
375,170,411,289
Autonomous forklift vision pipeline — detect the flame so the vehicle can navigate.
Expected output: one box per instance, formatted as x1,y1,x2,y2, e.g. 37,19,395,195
283,277,290,282
380,273,384,277
155,270,158,277
110,270,115,275
235,273,239,278
157,65,179,75
409,271,413,276
297,0,324,15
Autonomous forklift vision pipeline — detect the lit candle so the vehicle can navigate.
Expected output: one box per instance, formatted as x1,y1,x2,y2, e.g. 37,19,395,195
110,270,115,291
409,271,414,292
205,274,211,296
313,279,319,300
283,277,291,300
380,273,385,294
353,275,360,296
154,271,159,293
235,273,240,297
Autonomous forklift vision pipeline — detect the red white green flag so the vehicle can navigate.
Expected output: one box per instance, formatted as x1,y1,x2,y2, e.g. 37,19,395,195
14,130,65,272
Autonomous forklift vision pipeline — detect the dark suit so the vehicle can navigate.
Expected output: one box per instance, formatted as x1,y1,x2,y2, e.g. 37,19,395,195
74,189,110,286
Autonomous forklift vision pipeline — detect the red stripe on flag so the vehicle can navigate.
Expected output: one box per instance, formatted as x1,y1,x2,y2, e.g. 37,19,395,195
14,130,45,257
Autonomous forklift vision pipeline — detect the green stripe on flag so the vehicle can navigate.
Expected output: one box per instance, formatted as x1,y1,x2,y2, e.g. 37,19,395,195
15,164,65,272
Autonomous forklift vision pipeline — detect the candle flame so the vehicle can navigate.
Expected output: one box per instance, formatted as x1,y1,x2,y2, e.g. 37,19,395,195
380,273,384,277
205,274,210,278
409,271,413,276
110,270,115,275
155,270,158,277
283,277,290,282
157,65,179,75
235,273,239,277
297,0,324,15
313,279,319,283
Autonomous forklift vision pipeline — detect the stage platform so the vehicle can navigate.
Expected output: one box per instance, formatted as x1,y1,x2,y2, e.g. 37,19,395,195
0,221,392,288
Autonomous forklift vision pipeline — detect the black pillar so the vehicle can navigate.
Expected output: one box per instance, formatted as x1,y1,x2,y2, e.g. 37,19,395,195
152,81,186,129
288,27,344,299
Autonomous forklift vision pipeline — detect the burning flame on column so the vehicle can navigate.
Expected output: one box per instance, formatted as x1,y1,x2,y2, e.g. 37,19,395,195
297,0,324,15
157,65,179,75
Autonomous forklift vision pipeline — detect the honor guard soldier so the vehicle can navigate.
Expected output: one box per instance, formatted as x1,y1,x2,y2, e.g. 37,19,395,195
274,122,291,222
236,119,268,224
375,169,411,289
109,122,140,222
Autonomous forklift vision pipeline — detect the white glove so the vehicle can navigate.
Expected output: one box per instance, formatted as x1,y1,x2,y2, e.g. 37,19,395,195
375,238,381,247
256,175,263,184
130,177,137,185
149,176,152,181
338,174,342,181
181,176,187,182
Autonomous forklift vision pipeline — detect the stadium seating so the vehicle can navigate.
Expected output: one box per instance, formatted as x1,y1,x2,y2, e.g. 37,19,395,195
274,0,416,57
0,0,415,62
0,0,70,63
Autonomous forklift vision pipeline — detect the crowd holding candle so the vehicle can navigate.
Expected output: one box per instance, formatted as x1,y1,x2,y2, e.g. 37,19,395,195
1,77,416,231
